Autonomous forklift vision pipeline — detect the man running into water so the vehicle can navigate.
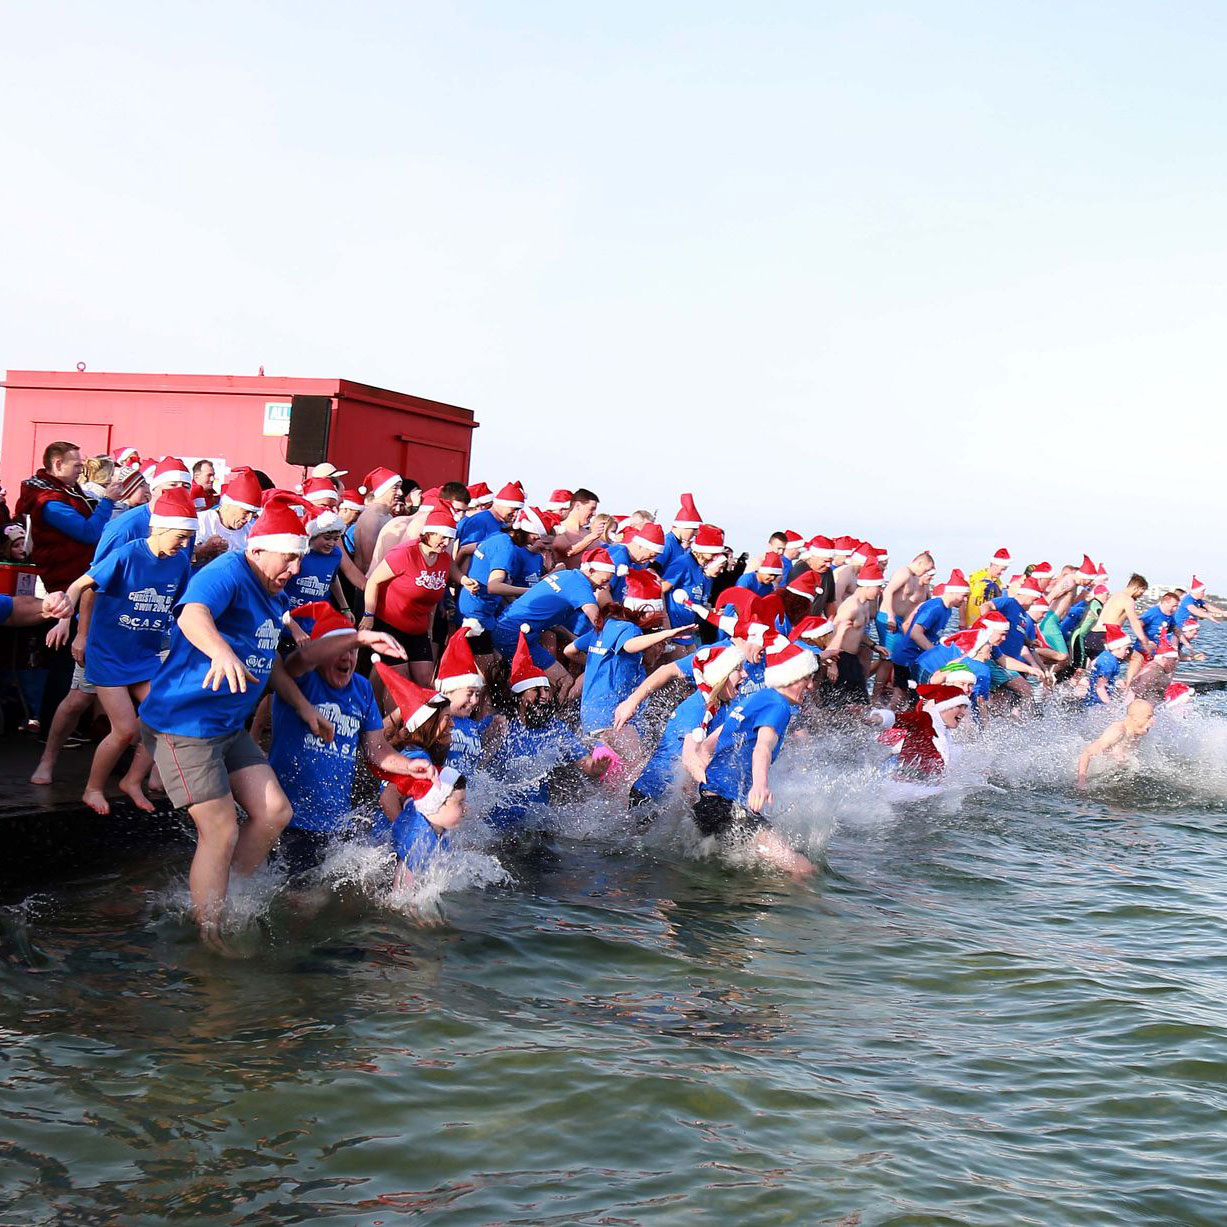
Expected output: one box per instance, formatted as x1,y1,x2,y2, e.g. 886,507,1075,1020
1076,699,1155,789
822,560,886,701
879,551,935,670
1087,574,1152,663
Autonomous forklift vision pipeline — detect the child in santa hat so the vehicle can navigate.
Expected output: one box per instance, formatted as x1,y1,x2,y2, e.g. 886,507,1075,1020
434,628,505,779
373,767,468,891
1084,624,1134,707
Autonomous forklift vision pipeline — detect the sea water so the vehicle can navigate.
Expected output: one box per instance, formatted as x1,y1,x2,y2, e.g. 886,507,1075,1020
3,628,1227,1224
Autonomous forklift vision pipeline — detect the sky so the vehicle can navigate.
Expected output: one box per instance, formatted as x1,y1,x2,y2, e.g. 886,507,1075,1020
2,2,1224,586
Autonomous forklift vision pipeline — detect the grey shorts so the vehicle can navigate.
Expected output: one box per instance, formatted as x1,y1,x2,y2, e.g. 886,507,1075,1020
139,722,267,809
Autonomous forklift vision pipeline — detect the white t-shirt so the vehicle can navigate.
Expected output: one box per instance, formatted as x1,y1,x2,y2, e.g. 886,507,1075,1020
197,506,251,553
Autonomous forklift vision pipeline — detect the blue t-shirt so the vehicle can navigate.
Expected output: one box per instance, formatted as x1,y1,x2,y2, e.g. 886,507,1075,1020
1085,650,1123,706
575,619,644,733
915,643,991,703
485,718,587,829
1175,594,1206,627
1136,604,1175,650
84,539,191,686
448,713,492,775
632,690,729,800
459,533,533,628
735,574,772,598
0,594,13,625
269,669,383,832
457,508,505,549
990,597,1036,661
499,569,596,634
662,553,710,640
95,503,152,562
1059,601,1088,638
657,532,688,578
702,687,794,804
892,597,952,667
284,546,341,608
139,551,291,737
389,804,450,869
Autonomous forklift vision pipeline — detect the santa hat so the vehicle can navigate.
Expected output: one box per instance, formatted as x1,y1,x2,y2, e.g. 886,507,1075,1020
513,505,549,536
376,662,449,731
1076,555,1096,582
301,603,356,641
789,614,834,644
577,546,614,575
303,477,340,506
672,493,702,530
545,488,573,513
1092,583,1111,599
1164,683,1192,708
764,636,820,688
688,644,747,738
782,530,803,547
1030,561,1053,580
629,522,665,554
415,488,442,514
222,468,264,512
420,506,457,540
308,509,345,537
1096,563,1109,579
494,481,526,508
944,569,970,596
1031,597,1051,618
931,583,947,598
340,488,365,512
1018,577,1044,599
436,627,484,692
976,611,1010,634
149,456,191,489
757,552,784,576
875,547,889,561
916,684,970,714
1103,624,1130,652
148,487,198,532
831,535,859,554
945,629,983,656
850,542,875,566
359,467,401,499
691,524,725,555
1153,630,1178,660
111,446,140,467
1192,575,1207,599
406,765,464,815
857,562,886,587
677,591,769,644
623,569,664,616
510,626,550,693
247,492,313,554
992,547,1011,564
785,569,820,599
188,482,210,510
467,481,494,506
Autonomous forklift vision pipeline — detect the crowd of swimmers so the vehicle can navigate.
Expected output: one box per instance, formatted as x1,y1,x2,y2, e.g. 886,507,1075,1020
2,442,1221,941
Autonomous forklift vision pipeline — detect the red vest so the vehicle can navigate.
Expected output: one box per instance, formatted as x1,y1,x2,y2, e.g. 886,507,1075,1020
14,471,97,592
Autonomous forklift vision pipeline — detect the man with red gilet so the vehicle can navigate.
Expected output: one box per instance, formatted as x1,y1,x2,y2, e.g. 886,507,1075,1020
657,493,703,579
351,466,403,572
823,560,887,701
137,492,333,944
688,635,818,877
965,547,1011,627
868,684,972,778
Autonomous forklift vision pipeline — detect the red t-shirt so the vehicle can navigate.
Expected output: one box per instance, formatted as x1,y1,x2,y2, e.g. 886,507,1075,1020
377,542,451,634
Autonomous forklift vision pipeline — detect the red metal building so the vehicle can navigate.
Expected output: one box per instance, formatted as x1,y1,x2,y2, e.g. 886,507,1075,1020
0,370,478,495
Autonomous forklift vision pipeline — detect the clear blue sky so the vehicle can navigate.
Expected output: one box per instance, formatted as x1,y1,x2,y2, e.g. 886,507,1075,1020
3,2,1224,587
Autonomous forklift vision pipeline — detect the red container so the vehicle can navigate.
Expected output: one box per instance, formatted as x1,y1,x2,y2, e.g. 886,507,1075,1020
1,370,479,497
0,561,39,597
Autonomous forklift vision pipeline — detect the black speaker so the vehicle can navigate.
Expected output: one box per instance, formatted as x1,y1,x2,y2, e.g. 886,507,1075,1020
285,395,333,466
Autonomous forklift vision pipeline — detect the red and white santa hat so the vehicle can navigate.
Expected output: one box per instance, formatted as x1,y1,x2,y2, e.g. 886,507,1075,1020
976,610,1010,634
1191,575,1207,599
623,569,664,617
149,456,192,489
688,643,748,737
917,683,970,714
188,482,211,510
247,492,314,554
340,488,365,512
1030,561,1053,580
831,535,859,554
404,765,464,815
420,506,457,540
436,627,484,692
758,552,784,576
782,530,803,547
944,628,984,656
510,625,550,693
580,546,617,574
287,601,355,641
359,467,401,499
992,547,1012,565
1103,623,1130,651
513,505,549,537
1096,563,1109,579
111,445,141,467
221,468,263,512
691,524,725,555
802,535,836,559
931,583,947,598
850,541,876,566
545,488,573,512
672,493,703,530
1092,583,1111,599
785,569,820,600
629,521,665,554
764,635,820,688
302,476,340,506
1076,555,1096,581
857,561,886,587
1153,630,1178,660
148,487,198,532
944,569,970,596
376,662,450,731
308,509,345,537
1018,576,1045,600
467,481,494,506
789,614,834,643
875,546,889,561
494,481,526,509
1164,682,1192,708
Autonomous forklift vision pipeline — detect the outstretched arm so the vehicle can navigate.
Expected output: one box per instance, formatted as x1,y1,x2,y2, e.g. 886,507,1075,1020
1077,722,1125,788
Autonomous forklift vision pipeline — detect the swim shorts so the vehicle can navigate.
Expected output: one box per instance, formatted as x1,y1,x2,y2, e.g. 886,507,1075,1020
372,617,435,664
692,792,771,842
139,723,268,809
830,651,868,701
988,661,1020,689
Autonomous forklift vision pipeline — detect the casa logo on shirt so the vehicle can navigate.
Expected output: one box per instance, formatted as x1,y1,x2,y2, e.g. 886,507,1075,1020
306,701,360,753
127,586,175,614
296,575,330,598
256,618,280,652
415,570,447,591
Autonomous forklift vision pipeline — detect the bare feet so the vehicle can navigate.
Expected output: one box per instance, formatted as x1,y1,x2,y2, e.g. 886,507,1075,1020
30,763,53,785
117,778,156,813
82,787,111,816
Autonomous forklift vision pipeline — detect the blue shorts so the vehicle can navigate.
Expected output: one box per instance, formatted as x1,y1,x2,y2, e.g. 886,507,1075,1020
988,661,1020,689
492,622,557,670
874,611,890,646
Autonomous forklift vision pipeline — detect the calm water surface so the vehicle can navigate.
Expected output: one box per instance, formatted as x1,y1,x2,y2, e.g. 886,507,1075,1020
4,639,1227,1225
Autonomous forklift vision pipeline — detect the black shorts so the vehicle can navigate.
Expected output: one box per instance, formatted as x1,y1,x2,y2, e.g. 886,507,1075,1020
372,617,435,663
1083,630,1106,661
465,629,493,655
830,651,868,701
692,792,770,842
892,662,912,689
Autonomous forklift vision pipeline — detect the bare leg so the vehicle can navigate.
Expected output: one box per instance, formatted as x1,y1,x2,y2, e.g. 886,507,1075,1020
1124,650,1146,690
31,687,95,784
186,795,241,934
228,763,293,877
752,829,815,879
82,686,141,815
